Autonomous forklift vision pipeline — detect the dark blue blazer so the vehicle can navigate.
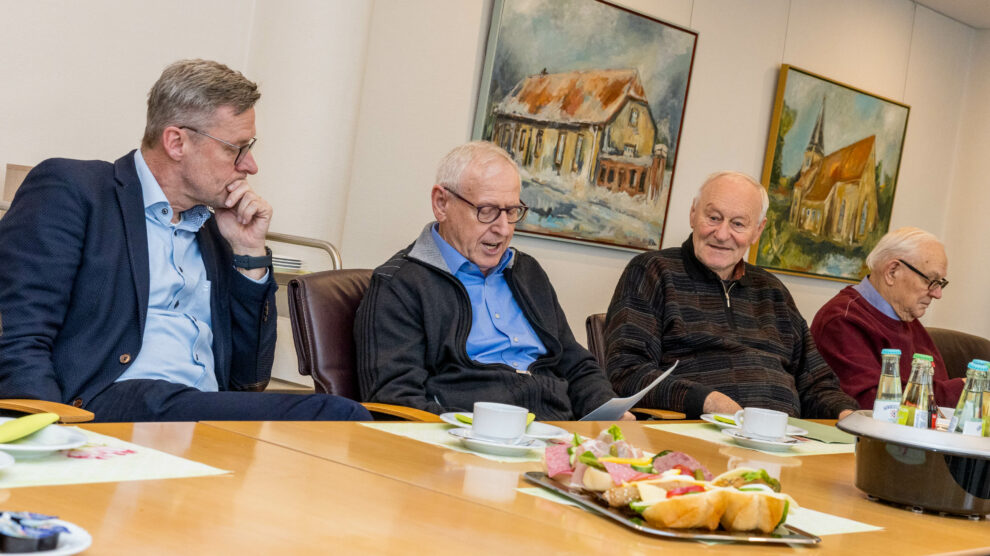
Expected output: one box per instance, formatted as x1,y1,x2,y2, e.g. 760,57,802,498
0,151,277,407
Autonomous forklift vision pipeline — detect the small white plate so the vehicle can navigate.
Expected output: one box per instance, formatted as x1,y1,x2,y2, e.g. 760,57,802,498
701,413,808,437
0,419,88,458
0,518,92,555
448,428,545,457
722,428,799,452
439,412,570,441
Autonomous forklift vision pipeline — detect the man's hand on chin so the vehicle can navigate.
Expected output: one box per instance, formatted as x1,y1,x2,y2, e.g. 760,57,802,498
215,180,272,280
702,391,742,415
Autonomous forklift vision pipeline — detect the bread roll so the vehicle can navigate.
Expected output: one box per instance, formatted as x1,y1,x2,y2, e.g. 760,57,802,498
641,489,726,530
719,490,789,533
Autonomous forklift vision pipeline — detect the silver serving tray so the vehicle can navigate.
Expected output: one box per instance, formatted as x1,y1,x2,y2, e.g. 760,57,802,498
524,472,821,545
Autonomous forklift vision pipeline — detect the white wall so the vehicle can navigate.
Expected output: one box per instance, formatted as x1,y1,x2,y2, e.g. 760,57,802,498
0,0,252,170
0,0,984,347
939,30,990,337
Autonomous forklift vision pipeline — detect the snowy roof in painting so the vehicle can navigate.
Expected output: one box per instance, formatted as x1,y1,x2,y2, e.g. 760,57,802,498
495,69,648,125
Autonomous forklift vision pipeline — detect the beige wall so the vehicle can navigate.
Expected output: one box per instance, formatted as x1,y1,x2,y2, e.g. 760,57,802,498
0,0,984,350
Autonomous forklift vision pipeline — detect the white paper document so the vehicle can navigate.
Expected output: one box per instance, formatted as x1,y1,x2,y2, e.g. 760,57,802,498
580,360,679,421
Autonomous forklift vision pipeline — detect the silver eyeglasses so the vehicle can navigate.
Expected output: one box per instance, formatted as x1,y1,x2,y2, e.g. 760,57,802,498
181,126,257,166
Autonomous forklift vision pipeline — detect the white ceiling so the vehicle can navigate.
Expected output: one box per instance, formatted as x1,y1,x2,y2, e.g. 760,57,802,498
916,0,990,29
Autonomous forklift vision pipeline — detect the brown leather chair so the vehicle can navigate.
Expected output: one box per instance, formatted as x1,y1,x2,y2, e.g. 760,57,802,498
286,269,440,421
928,327,990,379
585,313,684,420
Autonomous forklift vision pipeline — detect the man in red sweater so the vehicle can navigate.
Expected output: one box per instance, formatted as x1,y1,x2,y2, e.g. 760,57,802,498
811,227,964,408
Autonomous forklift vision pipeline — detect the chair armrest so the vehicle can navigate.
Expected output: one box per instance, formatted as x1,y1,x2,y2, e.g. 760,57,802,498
631,407,685,420
361,403,443,422
0,399,95,423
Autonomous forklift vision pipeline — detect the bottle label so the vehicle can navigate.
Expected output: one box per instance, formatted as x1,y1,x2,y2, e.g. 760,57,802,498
872,400,899,423
912,411,929,429
962,421,983,436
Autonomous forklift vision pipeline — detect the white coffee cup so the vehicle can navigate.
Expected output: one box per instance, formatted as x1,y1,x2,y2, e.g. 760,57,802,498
733,407,788,441
472,402,528,442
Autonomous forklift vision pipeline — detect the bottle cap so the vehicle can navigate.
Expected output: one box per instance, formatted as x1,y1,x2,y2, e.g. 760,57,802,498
967,361,989,371
972,358,990,367
880,348,902,356
912,353,934,362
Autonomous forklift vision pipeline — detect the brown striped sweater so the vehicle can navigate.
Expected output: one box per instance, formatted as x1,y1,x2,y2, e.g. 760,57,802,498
603,236,858,419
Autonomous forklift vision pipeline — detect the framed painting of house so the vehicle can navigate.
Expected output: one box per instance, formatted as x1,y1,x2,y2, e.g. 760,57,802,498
750,64,910,282
472,0,697,251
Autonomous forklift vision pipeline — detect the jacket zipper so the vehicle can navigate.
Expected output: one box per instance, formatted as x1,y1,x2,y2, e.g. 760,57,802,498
721,280,737,329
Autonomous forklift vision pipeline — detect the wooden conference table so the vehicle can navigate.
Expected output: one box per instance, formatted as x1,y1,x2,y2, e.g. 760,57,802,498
3,420,987,554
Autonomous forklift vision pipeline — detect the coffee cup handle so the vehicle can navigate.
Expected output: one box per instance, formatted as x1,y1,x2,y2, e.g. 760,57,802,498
733,410,745,426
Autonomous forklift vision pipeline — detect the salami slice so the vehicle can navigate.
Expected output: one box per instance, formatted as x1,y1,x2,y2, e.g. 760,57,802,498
544,444,572,478
603,461,647,486
652,451,713,481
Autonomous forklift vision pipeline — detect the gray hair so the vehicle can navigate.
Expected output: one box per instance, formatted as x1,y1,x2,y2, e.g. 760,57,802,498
693,171,769,220
142,59,260,148
866,227,942,271
435,141,517,191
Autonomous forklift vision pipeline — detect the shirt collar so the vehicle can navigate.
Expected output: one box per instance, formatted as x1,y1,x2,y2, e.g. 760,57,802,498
134,150,211,231
430,223,512,276
853,276,901,321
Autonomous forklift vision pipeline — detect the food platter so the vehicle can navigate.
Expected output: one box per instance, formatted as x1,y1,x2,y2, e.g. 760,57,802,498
524,471,821,545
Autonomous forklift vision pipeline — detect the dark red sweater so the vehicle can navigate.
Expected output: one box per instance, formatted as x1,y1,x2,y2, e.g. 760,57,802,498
810,286,965,408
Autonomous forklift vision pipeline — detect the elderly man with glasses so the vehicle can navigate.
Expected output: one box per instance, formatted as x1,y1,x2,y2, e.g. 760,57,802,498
0,59,369,422
811,227,964,408
355,141,631,420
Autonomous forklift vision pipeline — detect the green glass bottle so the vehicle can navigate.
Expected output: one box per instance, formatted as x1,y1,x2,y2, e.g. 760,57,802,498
872,349,902,423
896,354,934,429
947,361,986,435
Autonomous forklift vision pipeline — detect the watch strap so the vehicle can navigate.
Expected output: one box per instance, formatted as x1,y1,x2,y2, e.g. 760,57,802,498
233,246,273,270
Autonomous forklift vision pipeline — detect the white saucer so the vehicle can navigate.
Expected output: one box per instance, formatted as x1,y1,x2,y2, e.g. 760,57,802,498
0,450,13,471
701,414,808,437
448,428,545,456
0,517,92,555
439,412,570,441
722,428,799,452
0,419,88,458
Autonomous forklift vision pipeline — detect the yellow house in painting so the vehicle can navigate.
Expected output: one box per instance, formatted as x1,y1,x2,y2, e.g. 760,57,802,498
491,69,665,201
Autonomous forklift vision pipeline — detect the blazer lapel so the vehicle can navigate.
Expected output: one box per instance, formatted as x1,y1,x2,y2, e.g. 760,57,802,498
114,151,150,336
198,220,231,388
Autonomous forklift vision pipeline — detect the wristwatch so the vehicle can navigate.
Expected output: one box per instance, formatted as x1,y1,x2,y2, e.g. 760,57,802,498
233,246,273,270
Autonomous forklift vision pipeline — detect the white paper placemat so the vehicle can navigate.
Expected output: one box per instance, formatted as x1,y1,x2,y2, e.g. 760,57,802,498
360,422,543,463
0,428,228,488
646,423,855,456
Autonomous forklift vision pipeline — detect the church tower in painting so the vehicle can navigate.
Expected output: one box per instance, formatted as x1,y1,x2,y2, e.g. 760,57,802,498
802,97,826,174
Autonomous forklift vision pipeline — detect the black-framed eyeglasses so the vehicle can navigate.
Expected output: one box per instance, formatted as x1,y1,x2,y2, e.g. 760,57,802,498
443,186,528,224
897,258,948,291
181,126,257,166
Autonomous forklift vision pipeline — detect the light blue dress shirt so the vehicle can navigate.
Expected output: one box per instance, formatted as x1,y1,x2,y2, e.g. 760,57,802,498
853,276,900,321
430,225,546,371
116,150,218,390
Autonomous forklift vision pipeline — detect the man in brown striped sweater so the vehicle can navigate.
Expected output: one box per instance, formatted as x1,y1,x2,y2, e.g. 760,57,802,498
603,172,857,419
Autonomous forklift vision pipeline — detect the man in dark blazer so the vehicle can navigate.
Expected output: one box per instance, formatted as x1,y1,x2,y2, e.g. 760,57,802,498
0,59,369,422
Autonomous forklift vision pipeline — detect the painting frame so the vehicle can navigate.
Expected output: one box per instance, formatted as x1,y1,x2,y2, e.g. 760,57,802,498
472,0,698,252
750,64,910,283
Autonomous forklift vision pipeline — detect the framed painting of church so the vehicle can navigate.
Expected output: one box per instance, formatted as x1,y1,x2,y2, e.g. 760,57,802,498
472,0,697,251
750,64,910,282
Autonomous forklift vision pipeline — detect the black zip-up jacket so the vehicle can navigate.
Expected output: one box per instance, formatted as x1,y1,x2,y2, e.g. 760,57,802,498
355,224,616,420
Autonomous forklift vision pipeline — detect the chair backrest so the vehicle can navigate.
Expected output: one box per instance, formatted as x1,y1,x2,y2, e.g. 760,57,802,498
928,326,990,380
287,268,373,399
585,312,607,367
